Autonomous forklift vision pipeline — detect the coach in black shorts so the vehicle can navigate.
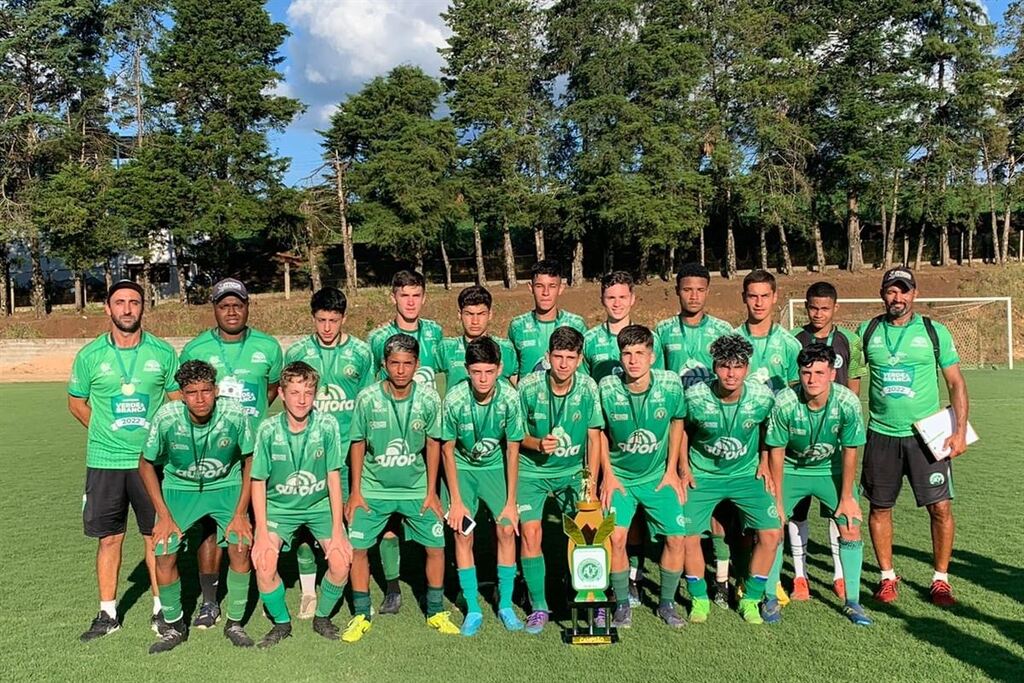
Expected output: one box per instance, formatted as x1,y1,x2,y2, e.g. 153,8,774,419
856,268,970,607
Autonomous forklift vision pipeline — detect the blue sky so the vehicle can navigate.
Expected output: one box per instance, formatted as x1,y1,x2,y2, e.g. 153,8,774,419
265,0,1013,187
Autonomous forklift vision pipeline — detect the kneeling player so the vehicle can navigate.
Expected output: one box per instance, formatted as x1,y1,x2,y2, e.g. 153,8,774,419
442,337,525,635
765,344,871,625
599,325,688,629
250,362,352,647
139,360,256,653
344,334,457,642
680,335,781,625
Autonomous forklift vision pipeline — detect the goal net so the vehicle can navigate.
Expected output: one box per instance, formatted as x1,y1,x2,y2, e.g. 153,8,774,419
783,297,1015,369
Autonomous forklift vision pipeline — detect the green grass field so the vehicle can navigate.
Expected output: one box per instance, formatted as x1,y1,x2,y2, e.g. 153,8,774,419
2,373,1022,682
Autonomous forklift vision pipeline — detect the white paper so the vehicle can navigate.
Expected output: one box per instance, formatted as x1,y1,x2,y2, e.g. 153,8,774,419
913,406,978,460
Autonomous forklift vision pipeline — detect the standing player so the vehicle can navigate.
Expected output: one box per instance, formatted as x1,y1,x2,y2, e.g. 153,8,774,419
139,361,257,652
434,285,518,388
69,279,180,641
179,278,283,628
516,327,603,635
343,334,457,642
679,335,781,625
250,361,352,647
442,338,525,635
857,268,969,606
284,287,374,617
598,325,688,629
735,269,801,394
367,270,444,612
764,344,872,626
787,282,867,600
508,259,587,377
583,271,664,382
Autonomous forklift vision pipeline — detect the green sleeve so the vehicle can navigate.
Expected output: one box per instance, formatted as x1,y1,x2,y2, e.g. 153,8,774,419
764,403,790,449
673,384,686,420
164,347,181,393
283,342,301,364
142,416,166,464
67,349,91,398
325,419,344,472
587,383,605,429
426,393,443,440
785,336,801,384
840,398,867,448
268,340,283,383
239,414,256,455
652,335,665,370
936,323,960,368
349,393,368,442
441,395,459,441
505,392,526,442
250,425,271,481
433,342,446,376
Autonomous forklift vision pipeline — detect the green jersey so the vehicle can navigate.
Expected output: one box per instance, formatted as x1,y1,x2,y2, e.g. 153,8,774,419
734,323,801,394
856,314,959,437
599,369,686,486
582,323,665,382
507,309,587,376
434,335,518,389
441,379,525,469
284,334,374,443
143,397,255,491
179,327,283,420
765,383,866,475
684,379,775,477
350,382,442,500
251,410,344,510
655,314,734,388
68,332,180,469
517,370,604,479
367,318,444,387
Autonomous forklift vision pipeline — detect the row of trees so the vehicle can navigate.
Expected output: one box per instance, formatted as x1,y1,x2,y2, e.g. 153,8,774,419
2,1,1024,315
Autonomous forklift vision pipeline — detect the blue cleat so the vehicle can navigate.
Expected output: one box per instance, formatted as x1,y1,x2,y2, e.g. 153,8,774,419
843,601,873,626
759,598,782,625
461,612,483,637
497,608,523,631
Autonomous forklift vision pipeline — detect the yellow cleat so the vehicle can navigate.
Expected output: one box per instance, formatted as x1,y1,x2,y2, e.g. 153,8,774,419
341,615,372,643
426,611,460,635
776,582,790,606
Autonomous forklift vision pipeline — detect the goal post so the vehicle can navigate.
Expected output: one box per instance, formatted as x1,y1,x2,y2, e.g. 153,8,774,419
784,297,1015,370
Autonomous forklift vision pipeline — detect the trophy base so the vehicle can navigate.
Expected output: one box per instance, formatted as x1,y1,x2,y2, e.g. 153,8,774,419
562,600,619,646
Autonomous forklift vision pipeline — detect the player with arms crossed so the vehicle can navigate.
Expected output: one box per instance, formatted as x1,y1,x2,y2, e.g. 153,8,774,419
442,337,526,635
344,334,457,642
598,325,688,629
139,360,257,652
516,327,603,635
508,259,586,377
434,285,518,388
764,344,871,626
250,362,352,647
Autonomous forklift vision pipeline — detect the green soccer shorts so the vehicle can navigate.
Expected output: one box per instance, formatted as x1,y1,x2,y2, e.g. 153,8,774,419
443,467,510,525
348,498,445,550
266,497,336,551
609,477,686,538
516,474,579,523
683,474,782,535
782,471,860,527
156,485,243,556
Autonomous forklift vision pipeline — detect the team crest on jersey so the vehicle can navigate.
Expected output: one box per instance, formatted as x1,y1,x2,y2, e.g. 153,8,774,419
376,439,417,467
742,419,757,431
344,364,358,378
771,355,782,365
471,437,500,461
275,470,325,496
655,408,667,421
834,355,845,369
218,437,232,449
707,437,745,460
572,411,582,422
619,429,659,455
411,419,425,431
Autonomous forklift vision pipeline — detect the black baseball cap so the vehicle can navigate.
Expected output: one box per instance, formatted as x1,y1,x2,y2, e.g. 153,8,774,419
211,278,249,303
106,279,144,302
881,267,916,291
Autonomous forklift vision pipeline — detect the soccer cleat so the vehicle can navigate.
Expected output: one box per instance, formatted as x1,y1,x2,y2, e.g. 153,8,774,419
833,579,847,600
689,598,711,624
611,603,632,629
192,601,221,629
873,576,900,604
775,582,790,606
759,598,782,625
341,615,372,643
525,610,549,634
461,612,483,637
148,621,187,654
223,619,254,647
497,608,523,631
930,580,956,607
151,612,170,636
80,612,120,642
628,580,642,607
257,622,293,649
656,604,686,628
378,591,402,615
298,593,317,620
738,598,763,624
842,602,873,626
426,611,460,635
791,577,811,601
312,616,340,640
713,581,730,609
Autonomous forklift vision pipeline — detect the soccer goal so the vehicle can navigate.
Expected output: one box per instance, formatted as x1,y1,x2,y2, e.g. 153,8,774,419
783,297,1015,369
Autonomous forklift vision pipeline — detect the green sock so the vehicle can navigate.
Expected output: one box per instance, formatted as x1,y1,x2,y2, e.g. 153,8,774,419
259,581,291,624
353,590,372,619
743,575,768,603
521,555,547,612
158,579,183,623
225,569,250,622
315,577,346,618
685,575,708,600
458,567,481,614
296,543,316,575
426,585,445,617
711,534,731,561
497,564,516,611
611,570,631,608
659,567,682,606
766,544,783,599
839,539,864,604
380,536,401,582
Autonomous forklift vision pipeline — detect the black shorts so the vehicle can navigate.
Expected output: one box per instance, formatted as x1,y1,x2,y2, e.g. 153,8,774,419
83,467,155,538
861,430,954,509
